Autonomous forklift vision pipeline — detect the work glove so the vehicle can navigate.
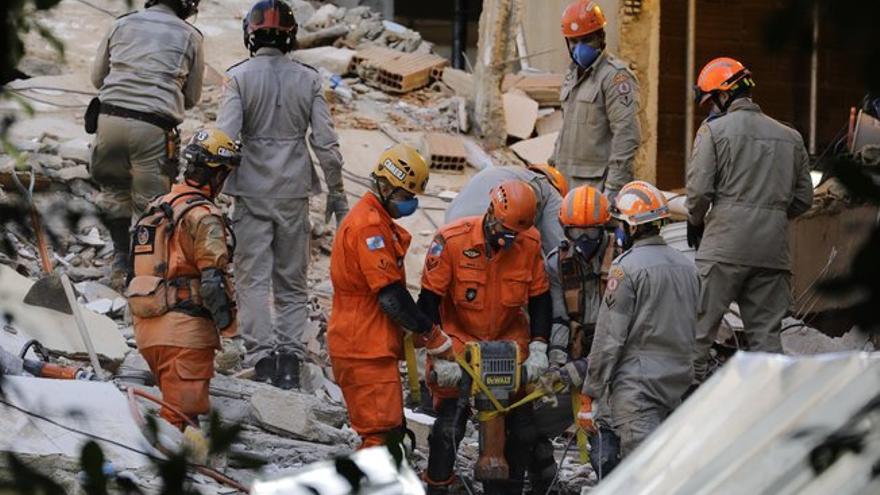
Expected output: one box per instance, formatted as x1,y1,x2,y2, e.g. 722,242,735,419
432,359,462,388
325,190,349,227
576,394,597,433
686,221,704,250
423,325,454,360
523,341,549,384
214,337,246,374
560,358,588,391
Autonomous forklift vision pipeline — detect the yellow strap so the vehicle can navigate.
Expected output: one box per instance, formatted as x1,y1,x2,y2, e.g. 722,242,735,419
403,334,421,401
454,353,507,413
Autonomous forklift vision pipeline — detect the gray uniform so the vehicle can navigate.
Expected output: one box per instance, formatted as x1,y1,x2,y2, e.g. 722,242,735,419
687,99,813,378
217,47,344,361
585,236,698,456
544,234,611,365
552,54,641,193
444,166,565,254
90,4,204,219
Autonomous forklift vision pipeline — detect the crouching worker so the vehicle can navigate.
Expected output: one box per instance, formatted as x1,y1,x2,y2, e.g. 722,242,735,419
127,128,240,430
328,144,453,449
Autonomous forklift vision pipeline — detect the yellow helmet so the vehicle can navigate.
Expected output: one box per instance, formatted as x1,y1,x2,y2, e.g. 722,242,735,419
183,128,241,170
372,144,430,195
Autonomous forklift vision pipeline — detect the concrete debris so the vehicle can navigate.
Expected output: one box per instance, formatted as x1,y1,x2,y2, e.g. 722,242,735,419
502,72,564,107
441,67,475,100
536,108,563,135
250,387,355,445
503,90,540,140
291,46,356,75
0,377,160,470
0,265,129,364
353,46,447,94
510,131,558,164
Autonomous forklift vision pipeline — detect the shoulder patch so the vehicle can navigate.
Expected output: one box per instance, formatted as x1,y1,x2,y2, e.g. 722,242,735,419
462,248,480,259
428,235,446,257
366,235,385,251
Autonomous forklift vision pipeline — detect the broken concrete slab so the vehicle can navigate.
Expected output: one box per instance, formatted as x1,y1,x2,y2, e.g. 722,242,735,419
55,164,90,182
0,376,159,470
536,109,563,135
441,67,474,100
57,138,91,164
404,408,435,451
510,131,558,165
0,265,129,364
250,388,355,445
502,72,564,107
503,91,540,140
291,46,356,75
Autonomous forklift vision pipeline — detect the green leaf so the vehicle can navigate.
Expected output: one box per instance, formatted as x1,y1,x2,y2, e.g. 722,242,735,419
334,456,366,494
80,441,108,495
207,411,243,455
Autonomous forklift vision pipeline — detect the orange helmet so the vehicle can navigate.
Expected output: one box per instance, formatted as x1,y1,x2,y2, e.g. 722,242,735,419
529,164,569,198
612,181,669,226
561,0,606,39
489,180,537,232
695,57,754,105
559,185,611,228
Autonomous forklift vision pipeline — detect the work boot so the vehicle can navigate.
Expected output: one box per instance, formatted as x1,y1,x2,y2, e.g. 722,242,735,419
273,351,300,390
416,380,437,417
106,218,131,293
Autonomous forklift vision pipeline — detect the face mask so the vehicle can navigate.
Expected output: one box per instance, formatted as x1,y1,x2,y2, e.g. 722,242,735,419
388,197,418,218
485,217,517,251
571,41,601,69
615,225,632,251
574,235,602,261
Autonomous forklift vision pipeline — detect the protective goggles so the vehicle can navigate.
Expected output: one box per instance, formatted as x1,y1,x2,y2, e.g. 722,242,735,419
565,226,604,242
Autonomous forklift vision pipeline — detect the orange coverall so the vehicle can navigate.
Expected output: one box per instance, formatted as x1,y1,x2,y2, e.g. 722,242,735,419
132,183,237,430
327,191,413,448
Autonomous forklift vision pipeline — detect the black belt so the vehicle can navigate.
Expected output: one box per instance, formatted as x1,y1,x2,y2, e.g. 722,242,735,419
99,102,177,132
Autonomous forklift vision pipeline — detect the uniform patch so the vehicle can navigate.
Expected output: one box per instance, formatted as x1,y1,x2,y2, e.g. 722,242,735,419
466,288,477,301
613,72,630,85
606,266,624,294
463,248,480,259
429,236,445,256
426,257,440,271
366,235,385,251
617,81,632,95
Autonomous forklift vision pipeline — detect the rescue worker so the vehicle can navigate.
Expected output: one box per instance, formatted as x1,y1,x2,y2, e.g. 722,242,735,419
444,164,569,255
127,128,239,430
90,0,205,292
687,58,813,381
545,185,614,366
582,181,698,470
552,0,641,196
217,0,348,376
327,144,453,449
419,180,555,494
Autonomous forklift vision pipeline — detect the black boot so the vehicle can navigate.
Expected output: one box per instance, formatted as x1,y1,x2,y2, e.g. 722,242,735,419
273,351,300,390
106,218,131,293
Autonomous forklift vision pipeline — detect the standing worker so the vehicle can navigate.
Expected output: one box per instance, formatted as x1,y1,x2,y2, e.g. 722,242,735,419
545,185,614,367
687,58,813,381
552,0,641,197
90,0,205,292
444,164,569,255
217,0,348,381
583,181,698,472
127,128,239,431
327,145,453,449
419,180,555,495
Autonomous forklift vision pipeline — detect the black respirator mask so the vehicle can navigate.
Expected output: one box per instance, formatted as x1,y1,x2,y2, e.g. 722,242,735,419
567,227,604,261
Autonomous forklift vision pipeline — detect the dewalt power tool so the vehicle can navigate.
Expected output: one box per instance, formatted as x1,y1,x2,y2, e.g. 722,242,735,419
451,341,522,482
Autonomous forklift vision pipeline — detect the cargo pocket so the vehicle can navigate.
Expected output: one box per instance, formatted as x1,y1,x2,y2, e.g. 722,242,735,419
501,270,530,307
454,268,487,310
126,276,170,318
173,348,214,415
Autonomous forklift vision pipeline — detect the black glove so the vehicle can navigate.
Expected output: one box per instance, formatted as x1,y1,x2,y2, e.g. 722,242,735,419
201,268,233,329
687,221,704,250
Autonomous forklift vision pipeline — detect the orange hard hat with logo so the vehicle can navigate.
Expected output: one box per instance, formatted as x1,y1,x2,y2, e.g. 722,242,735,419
695,57,755,104
612,181,670,226
561,0,606,39
489,180,537,232
559,185,611,227
529,164,570,198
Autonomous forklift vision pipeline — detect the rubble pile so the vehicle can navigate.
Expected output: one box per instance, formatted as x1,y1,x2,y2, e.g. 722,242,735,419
0,1,872,494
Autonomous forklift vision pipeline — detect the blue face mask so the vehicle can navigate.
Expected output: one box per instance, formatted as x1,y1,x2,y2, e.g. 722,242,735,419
572,42,601,69
615,225,631,250
389,197,418,218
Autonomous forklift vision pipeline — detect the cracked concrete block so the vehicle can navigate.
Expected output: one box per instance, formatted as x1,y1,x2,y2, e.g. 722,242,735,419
250,388,353,445
58,138,91,164
56,164,90,182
